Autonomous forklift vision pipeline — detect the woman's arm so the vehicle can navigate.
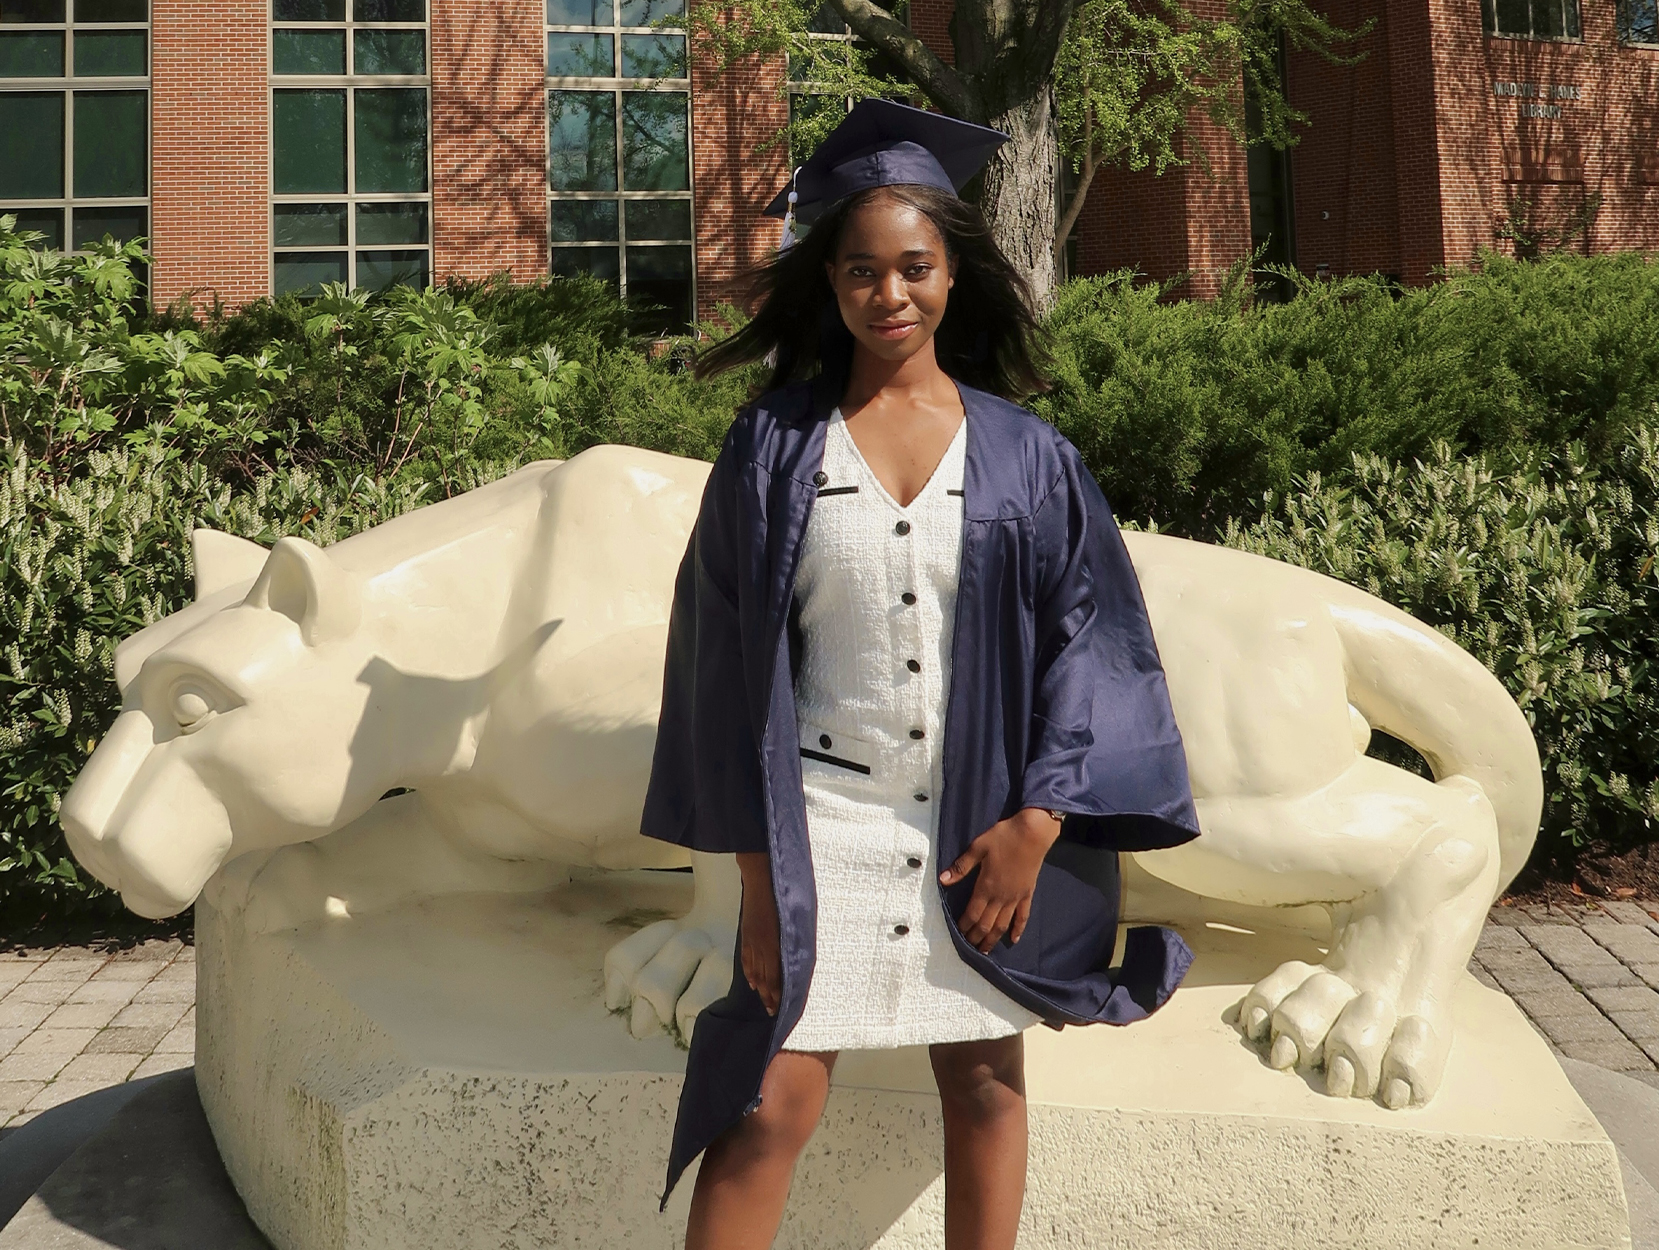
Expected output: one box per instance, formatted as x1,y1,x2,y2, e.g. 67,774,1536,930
736,852,782,1015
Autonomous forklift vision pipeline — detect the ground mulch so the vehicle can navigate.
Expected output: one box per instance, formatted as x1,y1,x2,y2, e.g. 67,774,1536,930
1502,840,1659,909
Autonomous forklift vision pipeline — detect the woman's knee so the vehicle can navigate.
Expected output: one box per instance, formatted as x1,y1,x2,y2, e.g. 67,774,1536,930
930,1037,1025,1122
723,1053,832,1160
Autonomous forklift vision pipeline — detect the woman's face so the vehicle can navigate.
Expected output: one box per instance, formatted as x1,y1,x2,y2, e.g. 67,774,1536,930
824,191,955,365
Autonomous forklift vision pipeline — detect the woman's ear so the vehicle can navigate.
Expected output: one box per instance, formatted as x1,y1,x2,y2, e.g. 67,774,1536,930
823,259,837,289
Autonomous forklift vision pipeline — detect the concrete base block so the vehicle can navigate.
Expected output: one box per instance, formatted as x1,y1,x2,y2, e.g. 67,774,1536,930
194,872,1633,1250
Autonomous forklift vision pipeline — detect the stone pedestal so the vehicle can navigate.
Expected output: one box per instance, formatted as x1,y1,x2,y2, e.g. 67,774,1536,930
194,872,1633,1250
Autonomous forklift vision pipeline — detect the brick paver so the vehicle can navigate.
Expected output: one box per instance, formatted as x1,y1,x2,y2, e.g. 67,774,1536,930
0,939,193,1130
1472,898,1659,1086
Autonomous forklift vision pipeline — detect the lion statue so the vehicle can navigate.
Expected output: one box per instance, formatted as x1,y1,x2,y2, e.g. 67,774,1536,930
60,444,1540,1111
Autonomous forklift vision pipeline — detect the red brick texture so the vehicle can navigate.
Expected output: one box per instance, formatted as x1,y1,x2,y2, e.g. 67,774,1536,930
1423,0,1659,268
690,33,789,323
149,0,270,310
430,0,548,283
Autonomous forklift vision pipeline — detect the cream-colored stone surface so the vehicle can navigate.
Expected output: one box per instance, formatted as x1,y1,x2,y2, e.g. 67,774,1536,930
61,445,1548,1115
196,872,1632,1250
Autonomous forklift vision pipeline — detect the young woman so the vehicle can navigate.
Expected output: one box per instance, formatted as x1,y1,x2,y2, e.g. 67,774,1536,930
641,101,1200,1250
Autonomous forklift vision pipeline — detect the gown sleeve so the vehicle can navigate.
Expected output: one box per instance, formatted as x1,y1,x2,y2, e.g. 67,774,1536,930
1017,439,1200,852
639,424,771,856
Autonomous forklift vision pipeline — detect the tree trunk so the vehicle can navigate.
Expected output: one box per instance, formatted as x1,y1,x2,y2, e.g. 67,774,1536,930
978,84,1059,307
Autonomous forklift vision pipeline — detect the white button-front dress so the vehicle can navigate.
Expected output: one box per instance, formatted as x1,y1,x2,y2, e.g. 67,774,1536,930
782,408,1041,1053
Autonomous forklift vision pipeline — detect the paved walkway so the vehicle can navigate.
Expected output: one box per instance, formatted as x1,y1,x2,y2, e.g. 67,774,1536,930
1473,898,1659,1088
1,901,1657,1132
0,940,194,1130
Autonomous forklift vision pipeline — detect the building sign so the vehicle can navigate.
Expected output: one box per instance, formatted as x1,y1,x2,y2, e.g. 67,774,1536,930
1492,81,1582,119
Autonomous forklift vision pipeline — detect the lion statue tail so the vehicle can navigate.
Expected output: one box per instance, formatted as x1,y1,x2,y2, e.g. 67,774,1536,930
1320,575,1544,894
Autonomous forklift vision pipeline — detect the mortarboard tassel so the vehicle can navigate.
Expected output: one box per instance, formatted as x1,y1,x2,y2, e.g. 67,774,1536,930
778,166,802,252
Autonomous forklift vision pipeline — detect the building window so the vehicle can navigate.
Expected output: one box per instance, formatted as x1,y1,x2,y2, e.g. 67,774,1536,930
0,0,149,253
1482,0,1581,40
270,0,431,297
547,0,692,334
1618,0,1659,44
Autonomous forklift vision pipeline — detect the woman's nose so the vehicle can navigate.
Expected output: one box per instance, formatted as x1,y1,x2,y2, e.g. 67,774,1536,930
873,272,907,308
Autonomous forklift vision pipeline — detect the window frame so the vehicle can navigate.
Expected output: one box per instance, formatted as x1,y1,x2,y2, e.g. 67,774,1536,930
1616,0,1659,46
545,0,696,331
1480,0,1584,42
0,0,151,253
267,0,434,296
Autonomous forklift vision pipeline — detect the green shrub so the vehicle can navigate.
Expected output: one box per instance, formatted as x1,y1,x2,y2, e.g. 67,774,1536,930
1038,253,1659,534
1223,430,1659,862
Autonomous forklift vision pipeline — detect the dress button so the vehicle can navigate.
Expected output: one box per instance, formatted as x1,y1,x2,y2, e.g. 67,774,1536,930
913,792,928,802
812,471,828,486
906,659,920,673
906,857,923,869
893,924,910,936
894,520,911,536
908,728,925,740
901,592,917,606
819,733,832,749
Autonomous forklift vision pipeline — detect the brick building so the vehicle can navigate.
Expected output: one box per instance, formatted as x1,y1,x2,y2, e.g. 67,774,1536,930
0,0,1655,322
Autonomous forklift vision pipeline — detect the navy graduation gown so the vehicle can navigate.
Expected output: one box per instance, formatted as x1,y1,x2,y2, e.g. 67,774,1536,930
640,374,1201,1204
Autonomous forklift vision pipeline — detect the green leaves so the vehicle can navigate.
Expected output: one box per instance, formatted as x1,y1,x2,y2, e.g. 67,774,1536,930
1225,433,1659,858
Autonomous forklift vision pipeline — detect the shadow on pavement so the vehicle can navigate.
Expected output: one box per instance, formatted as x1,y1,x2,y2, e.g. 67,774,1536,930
0,1068,273,1249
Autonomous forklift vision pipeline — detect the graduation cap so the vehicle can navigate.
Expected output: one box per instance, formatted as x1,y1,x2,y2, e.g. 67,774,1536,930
763,98,1008,241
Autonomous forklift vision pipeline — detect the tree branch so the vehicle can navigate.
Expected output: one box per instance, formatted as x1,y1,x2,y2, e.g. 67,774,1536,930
824,0,980,120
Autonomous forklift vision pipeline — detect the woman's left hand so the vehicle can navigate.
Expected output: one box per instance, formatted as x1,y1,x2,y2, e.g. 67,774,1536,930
940,807,1064,953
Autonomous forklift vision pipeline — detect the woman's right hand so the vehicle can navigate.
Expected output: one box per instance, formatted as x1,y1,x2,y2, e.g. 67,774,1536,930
735,852,782,1016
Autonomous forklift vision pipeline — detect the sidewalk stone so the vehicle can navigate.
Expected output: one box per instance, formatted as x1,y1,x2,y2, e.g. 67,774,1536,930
1525,926,1644,987
1600,901,1659,930
1559,1037,1655,1069
56,1053,140,1084
0,1027,29,1057
86,1026,168,1055
89,960,169,983
6,981,81,1005
1510,987,1597,1019
1634,964,1659,991
13,1028,97,1056
1475,925,1531,952
1538,1013,1630,1045
131,979,196,1004
0,1002,54,1032
1585,922,1659,964
65,980,142,1006
43,1001,124,1030
111,1001,187,1029
25,1078,114,1113
0,1052,71,1083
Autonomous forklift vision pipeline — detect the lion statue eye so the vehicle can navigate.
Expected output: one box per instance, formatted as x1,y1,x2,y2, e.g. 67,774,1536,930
172,686,216,731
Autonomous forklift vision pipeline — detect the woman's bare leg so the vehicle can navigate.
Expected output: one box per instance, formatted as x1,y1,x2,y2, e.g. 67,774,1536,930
684,1049,837,1250
929,1034,1027,1250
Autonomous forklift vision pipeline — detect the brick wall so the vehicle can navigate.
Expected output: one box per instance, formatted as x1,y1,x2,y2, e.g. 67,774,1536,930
430,0,548,282
690,32,789,322
1424,0,1659,269
1283,0,1406,280
150,0,269,309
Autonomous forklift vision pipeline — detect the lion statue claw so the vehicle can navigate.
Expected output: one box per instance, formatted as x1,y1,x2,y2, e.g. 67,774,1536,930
60,445,1540,1108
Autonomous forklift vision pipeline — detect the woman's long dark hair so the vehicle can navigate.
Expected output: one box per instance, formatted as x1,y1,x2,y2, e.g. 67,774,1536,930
695,183,1050,400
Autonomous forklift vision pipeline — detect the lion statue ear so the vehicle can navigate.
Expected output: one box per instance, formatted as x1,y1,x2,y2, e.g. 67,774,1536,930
243,537,362,646
191,529,270,600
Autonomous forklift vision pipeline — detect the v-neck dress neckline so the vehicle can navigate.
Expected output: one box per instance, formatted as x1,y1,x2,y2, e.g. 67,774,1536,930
830,405,968,515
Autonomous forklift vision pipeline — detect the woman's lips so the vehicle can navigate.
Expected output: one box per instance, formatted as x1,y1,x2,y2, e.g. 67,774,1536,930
870,321,919,340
